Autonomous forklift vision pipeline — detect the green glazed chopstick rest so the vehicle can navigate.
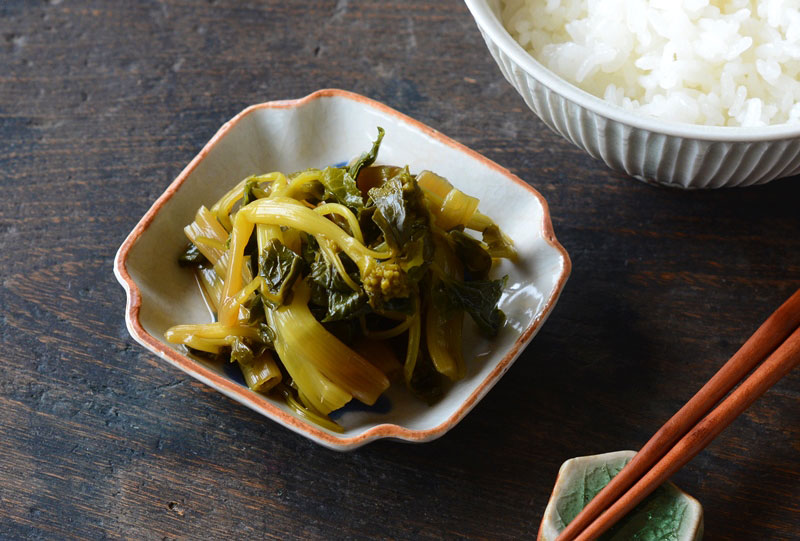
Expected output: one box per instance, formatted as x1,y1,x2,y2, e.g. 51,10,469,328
538,450,704,541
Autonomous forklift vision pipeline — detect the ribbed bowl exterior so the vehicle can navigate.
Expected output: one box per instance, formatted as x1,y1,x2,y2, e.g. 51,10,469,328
472,5,800,189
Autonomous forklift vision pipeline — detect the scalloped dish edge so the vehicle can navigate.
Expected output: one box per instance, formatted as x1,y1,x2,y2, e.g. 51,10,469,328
113,88,571,450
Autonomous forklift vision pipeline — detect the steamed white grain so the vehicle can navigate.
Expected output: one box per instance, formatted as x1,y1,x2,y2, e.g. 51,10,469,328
501,0,800,126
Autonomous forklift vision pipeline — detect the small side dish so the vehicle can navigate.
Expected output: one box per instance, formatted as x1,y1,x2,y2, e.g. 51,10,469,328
114,90,570,449
165,128,517,432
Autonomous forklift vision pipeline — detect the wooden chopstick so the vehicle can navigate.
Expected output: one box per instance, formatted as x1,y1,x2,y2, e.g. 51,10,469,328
555,289,800,541
572,325,800,540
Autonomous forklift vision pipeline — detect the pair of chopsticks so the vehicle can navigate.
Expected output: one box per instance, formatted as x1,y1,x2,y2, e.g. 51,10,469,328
555,289,800,541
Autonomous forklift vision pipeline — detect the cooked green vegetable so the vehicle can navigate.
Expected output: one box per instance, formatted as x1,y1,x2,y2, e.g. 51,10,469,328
178,243,209,267
449,229,492,279
319,166,364,210
165,127,516,431
436,274,507,338
348,126,384,181
306,241,370,322
482,224,516,260
258,239,303,307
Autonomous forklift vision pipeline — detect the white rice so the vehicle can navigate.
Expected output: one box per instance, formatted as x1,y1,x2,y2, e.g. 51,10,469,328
500,0,800,126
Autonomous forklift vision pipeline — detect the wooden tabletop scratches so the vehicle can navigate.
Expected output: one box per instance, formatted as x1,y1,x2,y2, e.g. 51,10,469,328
0,1,798,539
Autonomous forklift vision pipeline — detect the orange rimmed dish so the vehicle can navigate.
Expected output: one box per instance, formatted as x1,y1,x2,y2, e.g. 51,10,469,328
114,89,570,450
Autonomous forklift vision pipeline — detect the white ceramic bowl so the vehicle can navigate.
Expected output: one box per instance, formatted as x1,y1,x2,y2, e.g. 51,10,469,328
114,89,570,451
465,0,800,189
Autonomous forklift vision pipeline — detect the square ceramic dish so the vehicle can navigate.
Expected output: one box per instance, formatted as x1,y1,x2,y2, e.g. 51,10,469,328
114,89,570,450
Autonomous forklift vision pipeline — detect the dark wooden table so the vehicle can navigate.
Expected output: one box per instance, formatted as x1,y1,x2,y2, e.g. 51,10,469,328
1,1,798,539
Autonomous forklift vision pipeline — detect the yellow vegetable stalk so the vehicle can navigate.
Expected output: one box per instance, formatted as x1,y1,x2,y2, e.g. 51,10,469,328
165,322,261,342
425,235,466,380
168,128,517,430
238,351,282,393
211,172,285,231
266,281,389,408
165,322,261,354
417,170,479,230
196,266,224,312
314,202,365,244
403,307,422,385
241,197,391,263
416,170,453,198
437,189,480,231
417,170,508,235
426,305,465,381
218,198,391,326
269,341,348,415
184,206,229,265
275,385,345,433
275,169,322,199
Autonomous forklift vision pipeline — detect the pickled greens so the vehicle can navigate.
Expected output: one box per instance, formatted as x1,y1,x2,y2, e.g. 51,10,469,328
166,128,517,431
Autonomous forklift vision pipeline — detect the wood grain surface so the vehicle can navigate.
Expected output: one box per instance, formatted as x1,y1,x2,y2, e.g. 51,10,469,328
0,1,798,539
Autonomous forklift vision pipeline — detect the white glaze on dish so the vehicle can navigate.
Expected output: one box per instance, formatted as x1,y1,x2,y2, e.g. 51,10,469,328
114,89,570,450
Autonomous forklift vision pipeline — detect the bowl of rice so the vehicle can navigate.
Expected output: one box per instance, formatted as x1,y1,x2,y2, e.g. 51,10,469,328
464,0,800,188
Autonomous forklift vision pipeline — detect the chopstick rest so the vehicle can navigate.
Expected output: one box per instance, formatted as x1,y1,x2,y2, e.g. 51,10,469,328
538,451,703,541
551,289,800,541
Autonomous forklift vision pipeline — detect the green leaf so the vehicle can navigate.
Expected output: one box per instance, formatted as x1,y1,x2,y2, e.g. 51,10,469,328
230,337,254,366
368,167,433,278
357,205,383,247
254,321,276,350
380,296,414,315
258,239,304,306
244,297,276,350
324,288,370,322
348,126,385,182
178,243,209,267
242,176,259,206
306,248,370,322
287,169,325,201
355,165,403,193
300,233,319,266
245,291,266,325
437,275,507,337
449,230,492,279
483,224,516,259
320,166,364,210
407,350,444,405
369,169,413,247
242,174,275,206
